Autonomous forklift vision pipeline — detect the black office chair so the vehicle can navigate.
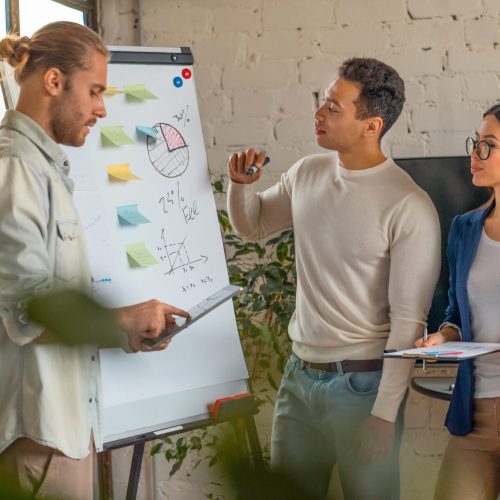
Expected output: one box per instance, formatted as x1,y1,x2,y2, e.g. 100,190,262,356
395,156,491,332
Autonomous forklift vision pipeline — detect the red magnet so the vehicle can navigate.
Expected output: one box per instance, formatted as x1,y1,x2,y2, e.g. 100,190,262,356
182,68,192,79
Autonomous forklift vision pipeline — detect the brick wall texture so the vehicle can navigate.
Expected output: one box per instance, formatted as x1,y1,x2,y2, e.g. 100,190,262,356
98,0,494,498
100,0,500,178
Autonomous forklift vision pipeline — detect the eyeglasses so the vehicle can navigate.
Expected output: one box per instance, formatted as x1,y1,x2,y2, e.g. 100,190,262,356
466,137,500,160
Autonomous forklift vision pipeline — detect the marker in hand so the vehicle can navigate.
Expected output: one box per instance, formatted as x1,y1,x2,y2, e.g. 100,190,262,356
246,156,270,175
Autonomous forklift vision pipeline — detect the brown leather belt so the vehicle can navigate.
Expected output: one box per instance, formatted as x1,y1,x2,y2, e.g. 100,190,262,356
306,358,383,373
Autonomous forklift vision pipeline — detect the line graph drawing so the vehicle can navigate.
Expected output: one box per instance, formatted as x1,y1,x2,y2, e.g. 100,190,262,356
158,228,208,276
147,123,189,178
80,211,107,244
84,214,103,232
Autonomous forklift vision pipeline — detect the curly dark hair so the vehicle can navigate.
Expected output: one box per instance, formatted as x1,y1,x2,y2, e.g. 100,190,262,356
338,57,405,139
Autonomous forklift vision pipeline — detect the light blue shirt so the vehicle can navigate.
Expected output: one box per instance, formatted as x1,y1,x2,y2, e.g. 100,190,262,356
0,110,102,458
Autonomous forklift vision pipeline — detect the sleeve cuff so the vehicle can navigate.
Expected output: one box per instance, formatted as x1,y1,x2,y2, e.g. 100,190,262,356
1,310,44,345
438,322,462,340
119,331,137,353
371,397,400,423
228,179,251,189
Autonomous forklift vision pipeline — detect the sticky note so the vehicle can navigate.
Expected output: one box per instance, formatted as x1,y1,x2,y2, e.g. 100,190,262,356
126,242,158,267
107,164,141,181
136,125,158,139
117,204,151,226
124,83,158,100
101,125,134,146
103,86,123,96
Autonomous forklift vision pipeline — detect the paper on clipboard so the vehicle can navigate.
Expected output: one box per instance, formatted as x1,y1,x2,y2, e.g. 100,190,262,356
384,342,500,361
142,284,243,349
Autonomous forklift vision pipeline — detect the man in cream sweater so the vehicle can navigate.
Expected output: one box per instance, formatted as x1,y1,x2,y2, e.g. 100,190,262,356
227,58,441,499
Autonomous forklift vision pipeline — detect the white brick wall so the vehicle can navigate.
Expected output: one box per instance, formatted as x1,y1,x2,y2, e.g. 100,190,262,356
321,25,389,55
232,91,275,118
98,1,500,498
223,60,298,89
448,47,500,73
263,0,334,30
407,0,483,19
485,0,500,16
389,21,464,49
100,0,500,161
465,18,500,47
336,0,407,23
248,30,318,60
465,74,500,101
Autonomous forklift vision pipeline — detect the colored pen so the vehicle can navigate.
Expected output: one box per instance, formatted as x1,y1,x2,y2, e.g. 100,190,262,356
246,156,270,175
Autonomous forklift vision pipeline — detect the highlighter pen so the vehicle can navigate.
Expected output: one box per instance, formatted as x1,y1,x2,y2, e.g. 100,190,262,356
246,156,270,175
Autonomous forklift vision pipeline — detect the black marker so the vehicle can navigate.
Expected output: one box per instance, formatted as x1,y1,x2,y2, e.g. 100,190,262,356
246,156,270,175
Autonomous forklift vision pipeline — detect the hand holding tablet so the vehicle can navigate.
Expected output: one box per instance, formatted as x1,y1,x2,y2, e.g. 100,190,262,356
141,284,243,349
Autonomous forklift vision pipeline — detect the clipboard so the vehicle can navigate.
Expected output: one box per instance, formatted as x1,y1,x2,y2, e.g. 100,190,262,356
383,342,500,362
142,284,243,348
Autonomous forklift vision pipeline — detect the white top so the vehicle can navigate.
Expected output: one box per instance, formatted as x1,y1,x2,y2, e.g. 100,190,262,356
228,153,441,422
468,229,500,398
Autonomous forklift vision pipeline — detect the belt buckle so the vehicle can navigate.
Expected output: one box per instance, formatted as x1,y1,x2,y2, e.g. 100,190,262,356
312,362,337,373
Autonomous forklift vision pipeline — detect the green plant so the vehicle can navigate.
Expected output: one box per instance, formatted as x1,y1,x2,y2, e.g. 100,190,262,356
152,174,297,478
218,201,296,404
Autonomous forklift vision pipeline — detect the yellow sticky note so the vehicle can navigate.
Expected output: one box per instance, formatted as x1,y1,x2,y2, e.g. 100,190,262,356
126,242,158,267
107,164,141,181
124,83,158,100
103,86,124,96
101,125,134,146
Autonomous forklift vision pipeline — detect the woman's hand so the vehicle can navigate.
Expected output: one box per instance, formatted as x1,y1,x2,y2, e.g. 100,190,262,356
415,331,445,348
415,326,461,347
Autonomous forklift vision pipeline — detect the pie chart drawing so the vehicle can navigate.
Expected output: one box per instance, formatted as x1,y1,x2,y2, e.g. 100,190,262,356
147,123,189,178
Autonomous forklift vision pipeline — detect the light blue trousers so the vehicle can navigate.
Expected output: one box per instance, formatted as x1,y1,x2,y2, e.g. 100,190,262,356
271,354,405,500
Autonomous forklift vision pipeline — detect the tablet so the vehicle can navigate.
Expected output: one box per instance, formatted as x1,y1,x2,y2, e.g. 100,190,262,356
141,284,243,348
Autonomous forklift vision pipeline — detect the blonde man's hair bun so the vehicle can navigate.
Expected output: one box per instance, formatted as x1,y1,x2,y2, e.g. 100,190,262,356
0,34,30,78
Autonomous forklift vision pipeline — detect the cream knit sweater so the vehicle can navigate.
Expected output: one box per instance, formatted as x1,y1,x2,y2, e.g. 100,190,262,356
228,153,441,421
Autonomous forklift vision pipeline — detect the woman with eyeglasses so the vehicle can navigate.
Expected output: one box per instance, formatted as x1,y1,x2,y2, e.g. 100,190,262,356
414,104,500,500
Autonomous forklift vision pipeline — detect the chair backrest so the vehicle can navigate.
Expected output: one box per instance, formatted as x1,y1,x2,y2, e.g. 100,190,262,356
395,156,491,331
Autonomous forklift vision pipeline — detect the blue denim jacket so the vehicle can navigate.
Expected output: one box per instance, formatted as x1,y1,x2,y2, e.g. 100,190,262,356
443,202,494,435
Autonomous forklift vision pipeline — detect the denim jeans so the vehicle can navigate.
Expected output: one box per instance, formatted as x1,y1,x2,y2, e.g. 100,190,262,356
271,353,405,500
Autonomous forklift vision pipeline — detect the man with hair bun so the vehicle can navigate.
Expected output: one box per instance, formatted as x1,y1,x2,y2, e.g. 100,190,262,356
227,57,441,499
0,21,187,499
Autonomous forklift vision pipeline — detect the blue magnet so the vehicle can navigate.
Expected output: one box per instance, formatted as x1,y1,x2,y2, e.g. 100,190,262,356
173,76,183,88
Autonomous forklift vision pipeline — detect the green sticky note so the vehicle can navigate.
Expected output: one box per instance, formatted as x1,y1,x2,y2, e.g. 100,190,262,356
101,125,134,146
126,242,158,267
124,83,158,100
117,205,151,226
